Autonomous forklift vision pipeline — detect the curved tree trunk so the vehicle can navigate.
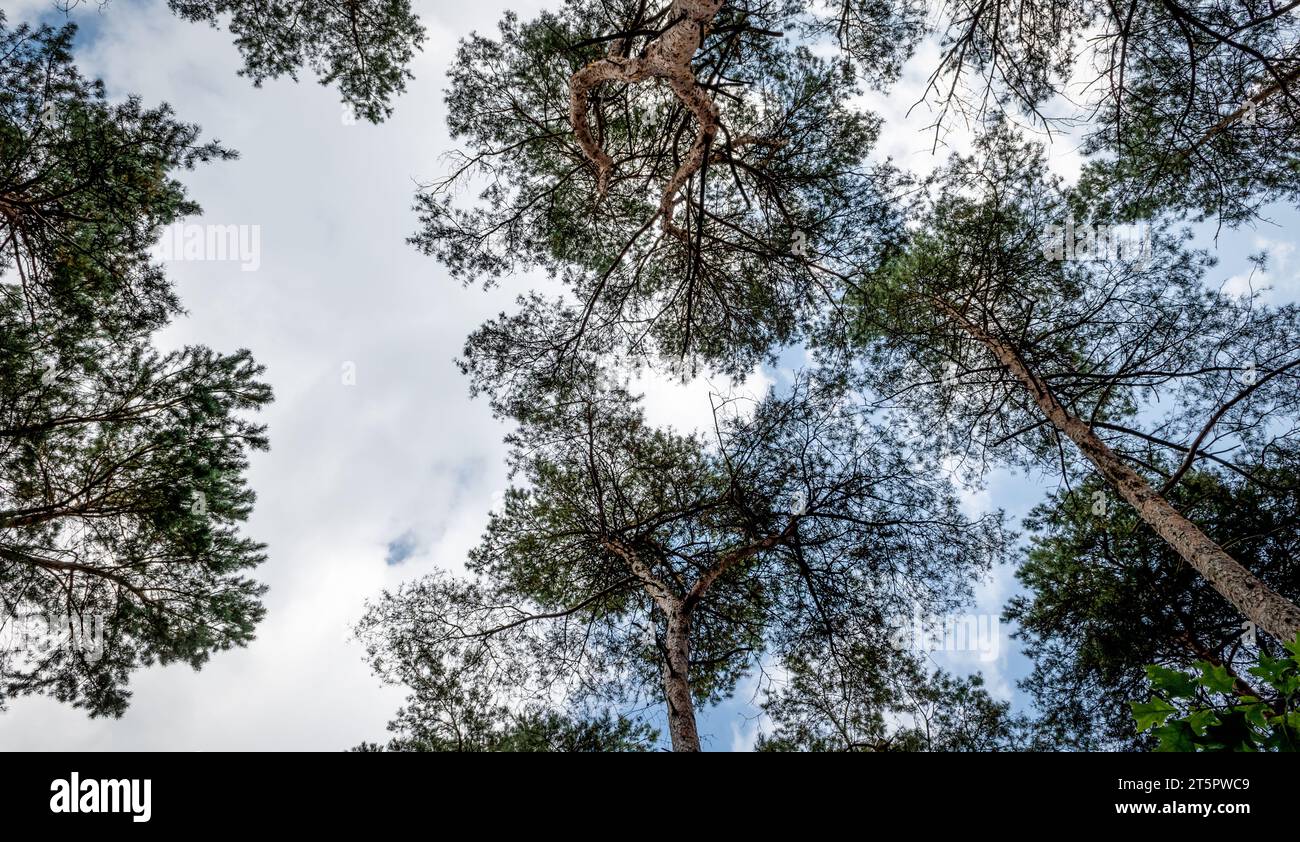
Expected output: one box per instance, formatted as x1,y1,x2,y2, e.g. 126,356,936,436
568,0,726,235
946,304,1300,642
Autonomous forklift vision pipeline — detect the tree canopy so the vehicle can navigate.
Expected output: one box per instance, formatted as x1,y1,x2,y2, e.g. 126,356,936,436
358,374,1007,749
67,1,426,122
1010,471,1300,749
1,16,271,716
14,0,1296,749
370,0,1300,749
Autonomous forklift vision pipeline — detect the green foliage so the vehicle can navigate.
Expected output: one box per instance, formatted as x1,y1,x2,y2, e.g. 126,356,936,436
0,15,270,716
358,375,1008,747
757,644,1036,752
925,0,1300,223
167,1,425,122
58,1,426,122
1131,635,1300,752
1009,471,1300,750
354,667,657,752
417,0,908,387
0,15,233,338
840,125,1293,488
397,0,1300,749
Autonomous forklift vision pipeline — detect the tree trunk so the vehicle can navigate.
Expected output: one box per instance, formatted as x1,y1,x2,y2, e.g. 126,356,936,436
948,307,1300,642
600,538,703,750
663,607,701,751
568,0,725,230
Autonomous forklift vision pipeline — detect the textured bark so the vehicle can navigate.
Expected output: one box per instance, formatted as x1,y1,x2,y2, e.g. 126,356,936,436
663,608,701,751
568,0,726,234
603,527,793,751
684,525,794,610
602,537,700,750
602,538,675,613
943,303,1300,642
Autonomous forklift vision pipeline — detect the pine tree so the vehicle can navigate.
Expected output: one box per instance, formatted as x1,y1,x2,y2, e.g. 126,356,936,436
1009,470,1300,749
397,0,1300,748
924,0,1300,223
66,1,426,122
1,17,271,716
358,375,1006,750
848,126,1300,640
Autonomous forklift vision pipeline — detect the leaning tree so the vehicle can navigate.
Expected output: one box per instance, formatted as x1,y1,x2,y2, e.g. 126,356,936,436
1007,468,1300,749
841,124,1300,642
417,1,1300,637
399,0,1300,746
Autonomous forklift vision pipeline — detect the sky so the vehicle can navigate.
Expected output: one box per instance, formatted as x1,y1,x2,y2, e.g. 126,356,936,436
1,0,1296,751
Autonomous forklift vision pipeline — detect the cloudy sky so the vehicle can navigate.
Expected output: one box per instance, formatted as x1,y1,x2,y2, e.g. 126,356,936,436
2,0,1294,751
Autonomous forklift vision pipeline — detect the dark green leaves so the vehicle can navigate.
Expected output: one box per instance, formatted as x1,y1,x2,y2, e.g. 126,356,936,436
1131,697,1178,733
1132,634,1300,752
1011,470,1300,750
1146,665,1199,699
1,16,234,338
357,374,1009,746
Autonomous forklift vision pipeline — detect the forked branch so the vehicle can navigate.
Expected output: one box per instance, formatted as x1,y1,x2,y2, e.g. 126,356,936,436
569,0,727,233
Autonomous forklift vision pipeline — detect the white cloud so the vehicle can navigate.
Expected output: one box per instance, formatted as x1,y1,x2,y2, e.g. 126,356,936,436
0,0,520,749
0,0,1087,748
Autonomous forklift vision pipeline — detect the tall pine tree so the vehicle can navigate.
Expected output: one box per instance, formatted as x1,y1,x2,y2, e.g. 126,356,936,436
1,17,271,716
